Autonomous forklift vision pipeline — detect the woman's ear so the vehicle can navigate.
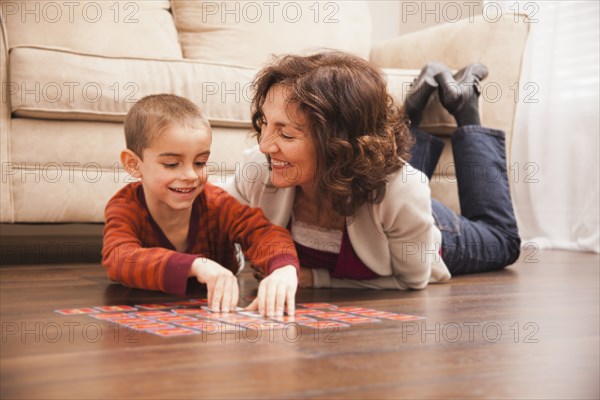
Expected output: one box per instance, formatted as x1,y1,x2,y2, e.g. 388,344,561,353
120,150,142,179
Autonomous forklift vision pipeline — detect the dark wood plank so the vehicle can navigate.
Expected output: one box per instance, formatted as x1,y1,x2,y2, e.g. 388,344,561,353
1,250,598,399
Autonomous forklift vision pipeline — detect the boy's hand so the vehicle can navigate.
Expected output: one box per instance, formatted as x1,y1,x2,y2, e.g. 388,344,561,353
191,258,239,312
246,265,297,317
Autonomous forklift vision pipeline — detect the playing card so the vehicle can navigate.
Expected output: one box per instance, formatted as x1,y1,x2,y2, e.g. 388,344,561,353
297,302,338,309
269,315,317,323
241,320,287,331
201,306,245,313
166,299,208,307
135,303,172,310
236,310,267,318
146,327,200,337
90,312,136,320
221,315,265,323
178,320,246,333
172,320,210,329
336,307,377,313
331,316,381,324
155,316,198,323
316,312,353,319
114,318,154,327
54,308,98,315
138,322,175,330
293,309,325,315
121,321,174,330
170,308,207,315
299,320,350,329
133,311,174,318
201,312,245,322
94,305,137,312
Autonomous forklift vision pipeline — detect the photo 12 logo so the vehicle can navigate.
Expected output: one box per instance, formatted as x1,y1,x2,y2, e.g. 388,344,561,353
198,1,341,24
1,321,139,344
400,1,539,24
401,321,540,344
1,2,140,24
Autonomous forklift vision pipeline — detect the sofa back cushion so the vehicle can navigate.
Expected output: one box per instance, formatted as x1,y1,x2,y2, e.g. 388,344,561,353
171,0,371,67
2,0,182,58
9,47,439,130
9,47,255,126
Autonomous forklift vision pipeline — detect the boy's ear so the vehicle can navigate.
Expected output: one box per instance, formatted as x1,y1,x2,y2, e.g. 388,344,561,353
120,150,142,179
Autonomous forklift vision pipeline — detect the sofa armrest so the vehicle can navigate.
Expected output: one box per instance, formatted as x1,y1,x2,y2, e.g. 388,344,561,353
0,19,14,223
370,14,530,152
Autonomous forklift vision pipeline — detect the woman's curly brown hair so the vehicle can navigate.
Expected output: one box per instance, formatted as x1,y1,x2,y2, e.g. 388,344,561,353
251,51,413,216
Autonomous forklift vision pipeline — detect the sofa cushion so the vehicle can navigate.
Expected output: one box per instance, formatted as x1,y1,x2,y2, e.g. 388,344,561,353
9,46,457,133
10,118,256,171
3,0,182,59
171,0,371,67
7,162,128,223
9,46,256,127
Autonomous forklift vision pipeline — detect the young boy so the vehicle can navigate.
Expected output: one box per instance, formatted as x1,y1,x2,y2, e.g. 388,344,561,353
102,94,299,316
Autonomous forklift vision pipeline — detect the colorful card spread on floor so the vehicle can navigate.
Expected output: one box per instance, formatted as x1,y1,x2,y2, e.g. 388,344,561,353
55,299,426,337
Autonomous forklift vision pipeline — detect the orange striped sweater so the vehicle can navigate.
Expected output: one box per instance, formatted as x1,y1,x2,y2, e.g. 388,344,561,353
102,182,299,297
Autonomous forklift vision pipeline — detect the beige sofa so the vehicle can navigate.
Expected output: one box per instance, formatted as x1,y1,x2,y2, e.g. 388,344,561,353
0,1,530,225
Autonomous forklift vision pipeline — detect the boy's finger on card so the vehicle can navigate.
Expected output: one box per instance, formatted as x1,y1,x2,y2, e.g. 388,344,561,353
211,278,225,311
221,278,233,312
266,284,277,317
206,288,214,309
226,276,238,311
286,289,295,316
231,283,239,310
257,288,265,316
275,284,286,316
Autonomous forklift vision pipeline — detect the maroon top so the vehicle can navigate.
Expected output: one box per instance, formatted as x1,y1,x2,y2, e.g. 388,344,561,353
292,223,379,280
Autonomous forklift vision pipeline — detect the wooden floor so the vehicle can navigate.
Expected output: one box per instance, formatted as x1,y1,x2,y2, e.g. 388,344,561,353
1,249,598,399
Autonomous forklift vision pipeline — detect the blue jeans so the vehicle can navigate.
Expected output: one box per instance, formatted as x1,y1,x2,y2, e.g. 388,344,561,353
409,126,521,275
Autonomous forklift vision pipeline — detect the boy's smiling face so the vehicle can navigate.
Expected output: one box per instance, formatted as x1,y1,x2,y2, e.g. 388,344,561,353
124,123,212,215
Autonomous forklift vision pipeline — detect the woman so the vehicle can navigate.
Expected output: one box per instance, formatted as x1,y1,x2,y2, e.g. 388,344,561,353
238,51,521,316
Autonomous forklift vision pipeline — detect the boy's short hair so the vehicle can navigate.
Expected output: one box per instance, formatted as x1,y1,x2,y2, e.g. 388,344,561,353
124,94,210,158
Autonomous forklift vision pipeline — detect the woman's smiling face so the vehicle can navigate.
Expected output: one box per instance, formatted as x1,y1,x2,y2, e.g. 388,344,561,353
258,85,318,193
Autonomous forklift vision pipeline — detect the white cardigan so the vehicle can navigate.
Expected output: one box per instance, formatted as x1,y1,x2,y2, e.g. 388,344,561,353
224,146,451,289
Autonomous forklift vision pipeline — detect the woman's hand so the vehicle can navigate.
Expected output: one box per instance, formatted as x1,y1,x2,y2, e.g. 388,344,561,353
190,258,239,312
246,265,297,317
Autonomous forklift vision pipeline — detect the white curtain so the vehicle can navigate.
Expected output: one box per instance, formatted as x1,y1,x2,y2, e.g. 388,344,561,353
497,1,600,252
